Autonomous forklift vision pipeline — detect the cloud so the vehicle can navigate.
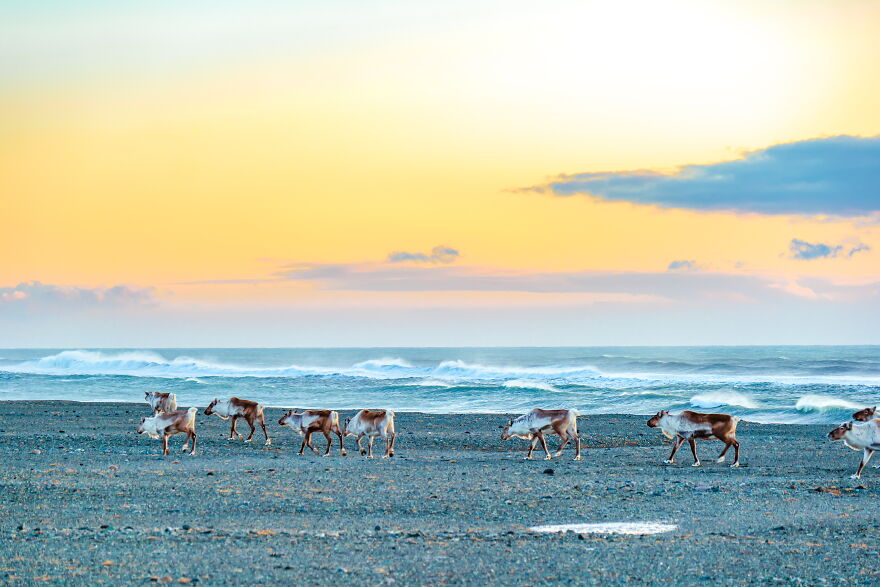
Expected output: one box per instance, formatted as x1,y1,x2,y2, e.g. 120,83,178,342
269,261,880,304
789,239,843,260
528,136,880,215
848,243,872,257
667,260,697,271
0,281,155,310
387,245,459,264
788,239,871,260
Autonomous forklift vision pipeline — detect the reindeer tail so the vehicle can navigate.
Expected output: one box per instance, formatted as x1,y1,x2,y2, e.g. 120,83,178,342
186,407,198,424
730,415,740,432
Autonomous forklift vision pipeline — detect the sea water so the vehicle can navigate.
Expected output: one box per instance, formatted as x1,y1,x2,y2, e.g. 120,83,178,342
0,346,877,424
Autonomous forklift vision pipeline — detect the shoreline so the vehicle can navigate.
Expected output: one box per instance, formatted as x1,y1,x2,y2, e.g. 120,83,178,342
1,400,877,584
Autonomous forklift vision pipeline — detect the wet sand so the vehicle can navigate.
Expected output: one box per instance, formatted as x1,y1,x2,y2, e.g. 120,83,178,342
1,401,878,584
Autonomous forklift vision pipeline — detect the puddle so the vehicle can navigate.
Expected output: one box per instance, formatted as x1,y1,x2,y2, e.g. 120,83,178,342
529,522,677,535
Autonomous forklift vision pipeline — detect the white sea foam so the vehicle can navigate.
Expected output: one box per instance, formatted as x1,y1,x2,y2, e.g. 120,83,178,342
689,390,758,410
352,357,413,370
795,394,861,412
503,379,562,393
529,522,677,535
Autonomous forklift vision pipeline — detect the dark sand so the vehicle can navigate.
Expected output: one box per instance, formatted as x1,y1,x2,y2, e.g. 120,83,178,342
1,401,878,584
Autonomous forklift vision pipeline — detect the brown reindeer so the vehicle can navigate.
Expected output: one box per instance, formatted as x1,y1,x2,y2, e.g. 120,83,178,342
500,409,582,460
852,406,877,422
204,397,271,445
278,409,346,456
145,391,177,414
342,410,396,458
647,410,740,467
137,407,198,456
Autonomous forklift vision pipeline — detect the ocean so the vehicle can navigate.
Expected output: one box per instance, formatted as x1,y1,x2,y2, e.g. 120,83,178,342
0,346,877,424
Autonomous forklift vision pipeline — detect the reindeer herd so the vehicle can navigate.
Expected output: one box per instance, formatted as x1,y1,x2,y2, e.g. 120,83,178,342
137,391,880,479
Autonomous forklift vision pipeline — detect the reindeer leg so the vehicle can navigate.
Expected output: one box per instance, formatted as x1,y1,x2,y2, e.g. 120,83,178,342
336,426,347,457
717,441,731,463
321,430,332,456
189,430,197,456
853,449,874,479
730,438,741,467
357,435,365,456
299,433,308,455
162,434,169,456
555,433,569,457
688,436,701,467
367,436,375,458
229,416,240,441
244,417,256,443
388,431,396,458
260,413,271,446
572,426,582,461
536,430,552,460
308,430,320,455
526,435,539,460
665,436,684,464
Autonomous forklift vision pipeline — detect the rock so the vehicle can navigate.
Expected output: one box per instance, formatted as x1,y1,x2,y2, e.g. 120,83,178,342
543,468,554,475
29,449,41,455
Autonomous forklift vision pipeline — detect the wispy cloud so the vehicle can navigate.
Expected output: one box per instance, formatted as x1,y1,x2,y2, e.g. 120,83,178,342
522,136,880,216
269,261,879,304
387,245,459,264
667,260,697,271
0,281,156,311
789,239,843,260
789,239,871,260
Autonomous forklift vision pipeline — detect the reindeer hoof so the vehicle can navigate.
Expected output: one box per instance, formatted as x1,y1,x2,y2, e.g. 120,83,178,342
245,439,253,443
850,473,861,480
544,455,553,461
663,459,674,464
360,450,367,456
574,456,582,461
524,456,533,460
716,456,725,463
730,462,740,468
189,451,197,456
691,462,701,467
341,450,348,457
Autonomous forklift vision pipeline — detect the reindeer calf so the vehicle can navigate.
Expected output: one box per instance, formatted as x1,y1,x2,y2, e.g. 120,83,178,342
278,409,346,456
204,397,271,445
829,420,880,479
343,410,396,458
647,410,740,467
500,409,582,460
145,391,177,414
137,407,198,456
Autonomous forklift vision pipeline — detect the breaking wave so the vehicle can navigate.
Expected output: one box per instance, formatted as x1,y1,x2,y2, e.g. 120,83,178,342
795,394,861,412
1,347,877,424
689,390,758,410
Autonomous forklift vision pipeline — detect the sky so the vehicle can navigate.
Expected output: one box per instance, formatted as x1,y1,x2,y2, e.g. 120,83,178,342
1,0,879,347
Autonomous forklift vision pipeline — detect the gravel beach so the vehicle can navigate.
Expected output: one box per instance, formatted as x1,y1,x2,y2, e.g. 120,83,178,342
1,401,878,584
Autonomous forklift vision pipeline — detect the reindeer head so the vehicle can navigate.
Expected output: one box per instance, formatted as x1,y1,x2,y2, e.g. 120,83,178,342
647,411,668,428
278,410,297,427
829,421,853,440
204,398,220,417
136,416,148,434
342,417,353,437
852,406,877,422
499,419,514,440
